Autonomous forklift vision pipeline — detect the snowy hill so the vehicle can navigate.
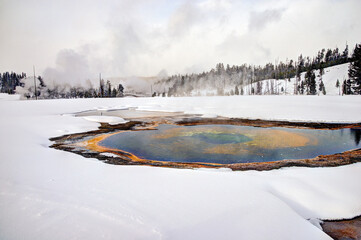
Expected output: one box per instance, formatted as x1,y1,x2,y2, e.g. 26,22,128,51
240,63,348,96
190,63,349,96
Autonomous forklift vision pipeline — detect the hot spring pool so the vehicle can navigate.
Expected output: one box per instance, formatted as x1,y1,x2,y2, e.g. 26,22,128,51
98,124,360,164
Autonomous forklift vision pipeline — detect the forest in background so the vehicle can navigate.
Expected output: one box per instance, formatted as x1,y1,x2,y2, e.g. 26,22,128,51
154,43,361,96
1,43,361,99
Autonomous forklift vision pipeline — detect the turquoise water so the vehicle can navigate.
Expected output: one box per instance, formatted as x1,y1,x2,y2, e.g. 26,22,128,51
99,124,360,164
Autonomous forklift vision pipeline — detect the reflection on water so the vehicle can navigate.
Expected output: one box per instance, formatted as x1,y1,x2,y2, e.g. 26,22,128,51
99,124,360,164
350,128,361,145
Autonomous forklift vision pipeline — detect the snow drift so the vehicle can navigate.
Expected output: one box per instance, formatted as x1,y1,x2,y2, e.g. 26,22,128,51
0,95,360,240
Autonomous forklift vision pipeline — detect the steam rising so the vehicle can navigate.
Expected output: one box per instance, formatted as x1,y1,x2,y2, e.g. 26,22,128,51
43,49,94,87
1,0,360,92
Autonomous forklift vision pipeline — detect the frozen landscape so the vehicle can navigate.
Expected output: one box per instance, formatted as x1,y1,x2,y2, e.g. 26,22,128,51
2,0,361,239
1,94,361,240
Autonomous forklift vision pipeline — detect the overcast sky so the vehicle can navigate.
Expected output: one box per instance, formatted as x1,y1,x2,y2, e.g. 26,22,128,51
0,0,360,83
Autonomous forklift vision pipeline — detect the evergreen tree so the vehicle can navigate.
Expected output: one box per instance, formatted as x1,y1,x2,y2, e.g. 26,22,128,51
38,76,46,88
342,44,349,60
235,85,239,95
305,68,312,94
99,79,105,97
325,49,332,63
348,43,361,94
309,72,316,95
342,79,352,95
336,79,341,95
346,79,352,94
118,84,124,97
319,65,324,81
342,80,346,95
111,88,117,97
319,80,326,95
106,80,112,97
300,80,305,94
256,81,262,95
295,65,301,95
322,85,326,95
319,80,324,92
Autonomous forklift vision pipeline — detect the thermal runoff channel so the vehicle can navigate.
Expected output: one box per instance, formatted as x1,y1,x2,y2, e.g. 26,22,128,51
98,124,361,164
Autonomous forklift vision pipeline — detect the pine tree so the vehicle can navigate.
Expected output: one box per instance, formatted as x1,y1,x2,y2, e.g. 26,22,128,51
319,65,324,81
235,86,239,95
294,65,301,95
319,80,326,95
106,80,112,97
256,81,262,95
118,84,124,97
319,80,324,92
342,44,349,60
325,49,332,63
342,79,352,95
336,79,341,95
111,88,117,97
99,79,105,97
305,68,312,94
348,43,361,94
309,72,316,95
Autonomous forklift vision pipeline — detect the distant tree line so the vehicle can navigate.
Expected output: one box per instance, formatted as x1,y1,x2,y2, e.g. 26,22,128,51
0,72,124,99
2,43,360,98
41,80,124,99
0,72,26,94
41,79,124,99
154,43,360,96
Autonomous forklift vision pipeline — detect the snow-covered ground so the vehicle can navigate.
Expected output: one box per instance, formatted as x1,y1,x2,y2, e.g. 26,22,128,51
0,95,361,240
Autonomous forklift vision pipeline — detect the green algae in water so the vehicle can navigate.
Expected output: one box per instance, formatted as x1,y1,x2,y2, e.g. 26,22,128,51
98,124,360,164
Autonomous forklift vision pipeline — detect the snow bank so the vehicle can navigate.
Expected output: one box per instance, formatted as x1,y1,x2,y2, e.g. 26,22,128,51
0,93,21,101
0,96,360,240
83,116,128,125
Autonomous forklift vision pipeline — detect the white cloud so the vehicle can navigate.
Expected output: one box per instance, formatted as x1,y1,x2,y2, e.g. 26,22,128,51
248,8,286,32
0,0,360,83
